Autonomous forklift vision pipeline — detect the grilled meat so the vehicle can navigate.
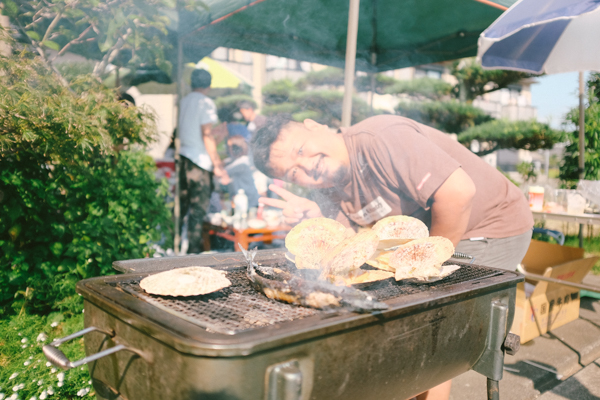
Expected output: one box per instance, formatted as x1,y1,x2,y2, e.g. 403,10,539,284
241,246,388,313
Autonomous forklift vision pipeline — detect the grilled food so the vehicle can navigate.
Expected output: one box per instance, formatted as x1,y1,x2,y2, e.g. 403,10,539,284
389,236,455,281
241,246,388,313
372,215,429,249
140,267,231,296
320,230,380,279
285,217,348,269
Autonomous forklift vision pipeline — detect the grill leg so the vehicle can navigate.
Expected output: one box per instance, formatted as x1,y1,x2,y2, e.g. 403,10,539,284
487,379,499,400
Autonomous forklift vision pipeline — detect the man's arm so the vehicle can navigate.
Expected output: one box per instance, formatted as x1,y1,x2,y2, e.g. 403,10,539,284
428,168,476,246
201,123,230,184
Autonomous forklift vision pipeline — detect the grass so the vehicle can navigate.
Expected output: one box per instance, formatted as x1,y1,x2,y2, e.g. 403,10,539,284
563,234,600,274
0,311,92,399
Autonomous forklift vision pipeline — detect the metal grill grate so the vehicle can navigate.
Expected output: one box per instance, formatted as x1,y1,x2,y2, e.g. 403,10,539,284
118,261,499,335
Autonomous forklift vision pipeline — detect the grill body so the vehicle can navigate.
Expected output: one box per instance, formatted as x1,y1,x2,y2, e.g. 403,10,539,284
77,250,522,400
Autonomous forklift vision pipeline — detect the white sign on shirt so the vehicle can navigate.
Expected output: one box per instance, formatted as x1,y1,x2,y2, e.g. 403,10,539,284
348,196,392,225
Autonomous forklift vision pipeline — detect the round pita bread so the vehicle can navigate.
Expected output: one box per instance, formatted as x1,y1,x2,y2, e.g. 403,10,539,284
285,217,347,269
140,267,231,296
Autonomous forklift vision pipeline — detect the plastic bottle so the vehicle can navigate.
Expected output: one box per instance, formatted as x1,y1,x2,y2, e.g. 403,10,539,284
233,189,248,229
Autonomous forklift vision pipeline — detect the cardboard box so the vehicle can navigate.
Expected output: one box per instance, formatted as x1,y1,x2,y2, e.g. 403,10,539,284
510,239,599,343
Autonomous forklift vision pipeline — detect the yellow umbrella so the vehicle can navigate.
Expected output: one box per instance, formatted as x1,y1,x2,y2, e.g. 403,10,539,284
195,57,252,89
104,58,252,94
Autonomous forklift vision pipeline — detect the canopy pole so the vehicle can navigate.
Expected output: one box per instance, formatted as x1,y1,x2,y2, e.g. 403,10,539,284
174,39,184,255
341,0,360,127
579,71,585,180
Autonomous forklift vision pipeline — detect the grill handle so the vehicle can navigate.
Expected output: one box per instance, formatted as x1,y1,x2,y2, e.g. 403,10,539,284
43,326,144,370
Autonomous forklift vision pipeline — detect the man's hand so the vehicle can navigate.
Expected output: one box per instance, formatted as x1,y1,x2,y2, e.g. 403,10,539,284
214,166,231,185
259,184,323,225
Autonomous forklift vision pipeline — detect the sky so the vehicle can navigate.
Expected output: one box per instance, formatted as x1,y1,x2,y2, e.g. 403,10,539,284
530,71,591,130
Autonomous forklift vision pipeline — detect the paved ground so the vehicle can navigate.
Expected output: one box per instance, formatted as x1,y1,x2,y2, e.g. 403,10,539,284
449,274,600,400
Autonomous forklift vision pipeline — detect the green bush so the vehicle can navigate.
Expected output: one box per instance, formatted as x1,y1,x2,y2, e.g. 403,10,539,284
262,79,298,104
0,53,172,315
215,94,256,123
384,77,453,100
261,102,302,116
289,90,370,126
395,100,493,133
355,74,399,94
297,67,345,88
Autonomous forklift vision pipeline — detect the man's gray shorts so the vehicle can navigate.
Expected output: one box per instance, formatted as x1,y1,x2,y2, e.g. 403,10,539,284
454,229,533,271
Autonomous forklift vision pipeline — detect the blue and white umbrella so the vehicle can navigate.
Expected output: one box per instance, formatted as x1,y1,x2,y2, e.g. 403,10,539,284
477,0,600,180
477,0,600,74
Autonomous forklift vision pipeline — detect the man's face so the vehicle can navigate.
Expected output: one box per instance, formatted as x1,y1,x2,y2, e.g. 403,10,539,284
268,120,350,189
239,107,253,122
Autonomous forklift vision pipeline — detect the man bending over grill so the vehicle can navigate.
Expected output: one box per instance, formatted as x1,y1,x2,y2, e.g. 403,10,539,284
251,114,533,400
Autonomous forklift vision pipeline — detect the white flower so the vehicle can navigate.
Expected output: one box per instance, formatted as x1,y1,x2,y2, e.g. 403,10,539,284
45,362,51,367
46,387,54,395
56,382,63,388
56,373,64,382
76,388,89,397
29,396,37,400
50,322,58,328
50,368,56,374
9,394,18,400
39,392,47,400
18,333,22,336
36,333,48,342
9,373,18,380
20,338,28,344
0,393,5,400
21,345,27,349
81,310,84,313
37,380,43,386
87,381,91,385
23,361,30,366
12,383,24,391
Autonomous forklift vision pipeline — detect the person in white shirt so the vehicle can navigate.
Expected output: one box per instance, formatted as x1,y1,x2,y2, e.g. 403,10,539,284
178,69,229,253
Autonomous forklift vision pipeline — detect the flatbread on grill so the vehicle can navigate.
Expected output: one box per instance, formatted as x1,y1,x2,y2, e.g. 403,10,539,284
285,217,348,269
140,267,231,296
389,237,455,281
371,216,429,250
320,230,380,278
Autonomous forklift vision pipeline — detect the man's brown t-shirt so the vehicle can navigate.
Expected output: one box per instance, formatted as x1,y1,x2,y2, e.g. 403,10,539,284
317,115,533,240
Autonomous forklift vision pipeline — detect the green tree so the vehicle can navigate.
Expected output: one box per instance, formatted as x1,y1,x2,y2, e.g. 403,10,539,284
559,101,600,183
0,53,172,315
383,77,452,100
1,0,177,84
451,58,533,103
395,100,493,133
458,119,561,156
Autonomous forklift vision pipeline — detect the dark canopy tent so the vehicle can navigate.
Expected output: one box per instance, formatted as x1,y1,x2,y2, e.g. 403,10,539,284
174,0,515,72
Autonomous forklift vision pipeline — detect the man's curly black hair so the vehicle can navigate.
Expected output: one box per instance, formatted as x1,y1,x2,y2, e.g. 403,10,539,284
250,113,294,177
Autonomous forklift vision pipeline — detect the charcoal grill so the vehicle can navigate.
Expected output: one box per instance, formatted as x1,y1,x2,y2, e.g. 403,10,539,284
44,250,522,400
